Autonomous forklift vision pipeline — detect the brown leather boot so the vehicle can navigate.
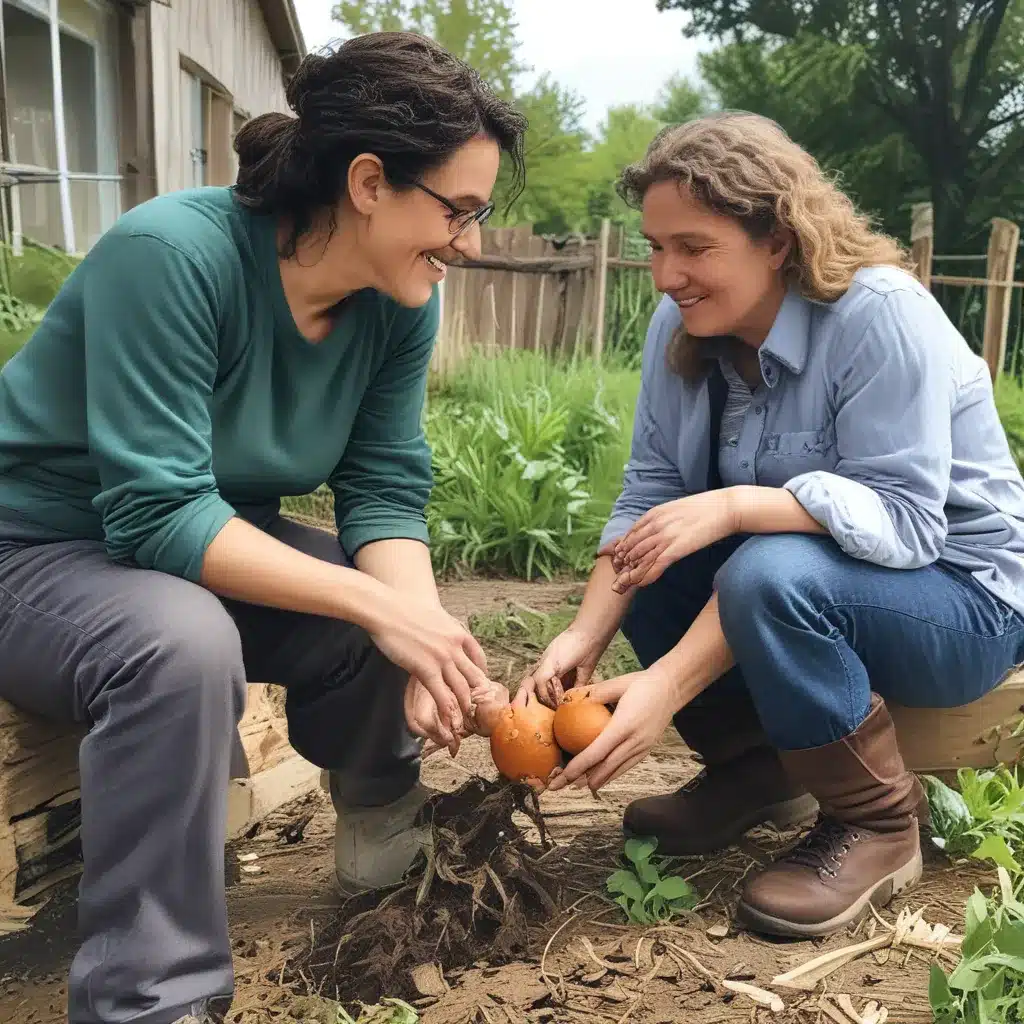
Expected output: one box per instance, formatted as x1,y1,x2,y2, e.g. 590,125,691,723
623,696,818,856
736,694,924,938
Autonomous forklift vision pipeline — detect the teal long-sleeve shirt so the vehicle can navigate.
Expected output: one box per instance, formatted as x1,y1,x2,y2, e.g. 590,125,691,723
0,187,437,581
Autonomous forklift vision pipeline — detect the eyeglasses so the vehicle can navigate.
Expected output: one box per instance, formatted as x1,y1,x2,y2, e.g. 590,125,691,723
413,182,495,240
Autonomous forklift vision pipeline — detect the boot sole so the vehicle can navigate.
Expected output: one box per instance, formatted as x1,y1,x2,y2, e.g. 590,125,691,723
735,847,924,939
624,793,820,856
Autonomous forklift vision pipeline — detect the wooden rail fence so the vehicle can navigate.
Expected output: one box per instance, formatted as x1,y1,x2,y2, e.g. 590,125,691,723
434,207,1024,381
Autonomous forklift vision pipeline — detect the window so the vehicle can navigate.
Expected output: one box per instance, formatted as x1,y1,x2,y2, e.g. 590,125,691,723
180,69,235,190
2,0,121,253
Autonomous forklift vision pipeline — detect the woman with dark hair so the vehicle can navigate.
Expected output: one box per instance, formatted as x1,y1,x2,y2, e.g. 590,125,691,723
518,112,1024,939
0,32,525,1024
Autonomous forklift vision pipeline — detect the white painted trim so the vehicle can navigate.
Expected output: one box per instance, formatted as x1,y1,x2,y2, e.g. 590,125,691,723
47,0,74,253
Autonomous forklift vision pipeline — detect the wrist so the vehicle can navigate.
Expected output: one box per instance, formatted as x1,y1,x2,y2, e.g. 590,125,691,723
724,485,752,535
330,567,395,632
642,658,688,708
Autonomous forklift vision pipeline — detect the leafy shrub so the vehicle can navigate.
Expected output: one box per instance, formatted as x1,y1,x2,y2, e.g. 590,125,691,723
425,352,638,579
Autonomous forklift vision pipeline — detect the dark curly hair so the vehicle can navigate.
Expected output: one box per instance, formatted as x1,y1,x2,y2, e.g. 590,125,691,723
233,31,528,257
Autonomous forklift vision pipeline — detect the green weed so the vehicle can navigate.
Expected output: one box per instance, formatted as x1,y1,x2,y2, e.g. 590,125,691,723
605,837,698,925
426,351,638,579
930,867,1024,1023
924,767,1024,875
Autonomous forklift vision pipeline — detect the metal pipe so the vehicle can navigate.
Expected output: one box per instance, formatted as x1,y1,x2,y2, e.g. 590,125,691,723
48,0,75,254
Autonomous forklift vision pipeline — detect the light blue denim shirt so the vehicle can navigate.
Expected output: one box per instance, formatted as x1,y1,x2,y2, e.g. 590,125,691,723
601,265,1024,617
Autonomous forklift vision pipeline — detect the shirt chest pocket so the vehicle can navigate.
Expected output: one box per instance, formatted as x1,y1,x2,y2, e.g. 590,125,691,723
759,426,838,483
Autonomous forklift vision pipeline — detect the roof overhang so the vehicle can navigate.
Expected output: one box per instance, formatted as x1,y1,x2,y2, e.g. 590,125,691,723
256,0,307,77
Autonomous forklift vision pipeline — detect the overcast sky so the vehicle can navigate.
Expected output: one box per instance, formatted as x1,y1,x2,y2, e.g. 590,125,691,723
290,0,707,133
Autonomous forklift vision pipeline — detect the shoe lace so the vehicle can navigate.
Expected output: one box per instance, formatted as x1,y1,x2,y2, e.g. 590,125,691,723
677,766,709,794
784,818,861,878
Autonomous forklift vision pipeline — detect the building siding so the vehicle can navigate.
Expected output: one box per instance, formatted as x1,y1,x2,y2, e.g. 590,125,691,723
150,0,291,195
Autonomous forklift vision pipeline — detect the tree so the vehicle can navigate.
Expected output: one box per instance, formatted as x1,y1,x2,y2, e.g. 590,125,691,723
698,38,927,239
656,0,1024,248
492,76,592,234
332,0,529,98
653,73,709,125
583,104,665,231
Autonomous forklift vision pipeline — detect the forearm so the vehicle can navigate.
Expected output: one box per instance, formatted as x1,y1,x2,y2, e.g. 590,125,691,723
729,485,828,537
574,555,634,644
355,537,441,607
200,516,393,630
646,592,734,708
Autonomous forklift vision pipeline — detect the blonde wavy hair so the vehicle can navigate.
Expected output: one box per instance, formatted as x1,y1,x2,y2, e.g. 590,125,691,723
617,112,914,379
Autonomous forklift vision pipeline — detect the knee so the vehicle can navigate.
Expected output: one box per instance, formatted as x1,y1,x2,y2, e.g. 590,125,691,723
113,584,246,716
716,535,834,631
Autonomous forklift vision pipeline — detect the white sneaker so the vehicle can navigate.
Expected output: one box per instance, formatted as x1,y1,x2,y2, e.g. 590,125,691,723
326,774,435,895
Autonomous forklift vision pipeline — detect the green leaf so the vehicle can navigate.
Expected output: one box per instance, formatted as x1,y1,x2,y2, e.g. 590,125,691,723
967,889,992,939
645,876,696,905
634,859,661,886
606,870,644,903
971,835,1023,876
624,837,657,866
929,962,954,1011
994,919,1024,959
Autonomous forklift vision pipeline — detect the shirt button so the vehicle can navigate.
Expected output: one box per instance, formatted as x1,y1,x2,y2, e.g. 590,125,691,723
740,460,750,469
754,405,763,415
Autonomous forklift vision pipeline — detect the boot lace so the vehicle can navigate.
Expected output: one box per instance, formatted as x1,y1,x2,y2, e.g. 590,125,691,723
784,818,861,879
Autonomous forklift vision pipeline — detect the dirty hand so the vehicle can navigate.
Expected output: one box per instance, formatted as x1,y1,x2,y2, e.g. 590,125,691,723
404,676,462,755
514,625,608,709
545,670,680,794
370,600,493,742
605,490,739,594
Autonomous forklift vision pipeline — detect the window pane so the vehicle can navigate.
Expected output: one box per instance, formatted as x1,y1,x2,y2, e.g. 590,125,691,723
4,2,58,170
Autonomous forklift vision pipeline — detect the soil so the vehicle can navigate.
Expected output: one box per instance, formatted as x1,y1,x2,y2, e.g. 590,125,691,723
0,577,985,1024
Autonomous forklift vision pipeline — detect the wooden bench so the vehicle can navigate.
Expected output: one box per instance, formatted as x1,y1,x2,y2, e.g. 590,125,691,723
0,684,321,934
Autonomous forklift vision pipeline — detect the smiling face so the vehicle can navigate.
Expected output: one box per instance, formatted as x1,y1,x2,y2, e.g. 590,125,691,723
642,180,791,345
348,134,502,308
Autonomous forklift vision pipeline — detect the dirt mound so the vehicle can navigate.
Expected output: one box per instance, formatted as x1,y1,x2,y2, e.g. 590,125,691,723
296,777,564,1005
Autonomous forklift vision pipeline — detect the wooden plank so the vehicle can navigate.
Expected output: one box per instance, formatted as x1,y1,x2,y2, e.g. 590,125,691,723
910,202,933,290
983,216,1022,380
455,253,593,273
931,274,1024,288
890,668,1024,775
0,683,313,929
592,218,611,361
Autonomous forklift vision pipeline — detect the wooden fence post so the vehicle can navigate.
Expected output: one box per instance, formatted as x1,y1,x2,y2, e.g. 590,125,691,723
910,203,933,290
592,218,611,361
982,217,1020,381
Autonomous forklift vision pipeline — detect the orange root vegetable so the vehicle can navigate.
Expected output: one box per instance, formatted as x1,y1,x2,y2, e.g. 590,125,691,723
553,688,613,755
489,693,560,785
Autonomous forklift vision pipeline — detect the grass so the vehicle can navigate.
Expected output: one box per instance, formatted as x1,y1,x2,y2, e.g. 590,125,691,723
0,241,79,367
468,597,640,687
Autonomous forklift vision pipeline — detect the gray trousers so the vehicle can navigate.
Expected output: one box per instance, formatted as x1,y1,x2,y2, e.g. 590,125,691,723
0,517,419,1024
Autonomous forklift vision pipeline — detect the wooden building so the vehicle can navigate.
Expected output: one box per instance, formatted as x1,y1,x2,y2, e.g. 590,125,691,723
0,0,304,254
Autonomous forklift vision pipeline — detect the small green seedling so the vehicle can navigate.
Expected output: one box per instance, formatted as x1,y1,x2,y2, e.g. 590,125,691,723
605,837,697,925
337,997,419,1024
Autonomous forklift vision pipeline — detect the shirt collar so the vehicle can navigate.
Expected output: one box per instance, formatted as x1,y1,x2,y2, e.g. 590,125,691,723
759,289,814,383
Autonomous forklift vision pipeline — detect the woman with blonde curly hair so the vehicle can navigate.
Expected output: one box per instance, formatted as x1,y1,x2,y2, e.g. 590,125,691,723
516,112,1024,937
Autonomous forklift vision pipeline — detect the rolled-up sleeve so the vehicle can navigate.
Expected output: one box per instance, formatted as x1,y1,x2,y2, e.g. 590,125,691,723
600,299,689,548
784,289,952,569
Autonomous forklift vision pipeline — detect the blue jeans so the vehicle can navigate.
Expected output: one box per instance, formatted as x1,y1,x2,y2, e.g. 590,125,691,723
621,534,1024,751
